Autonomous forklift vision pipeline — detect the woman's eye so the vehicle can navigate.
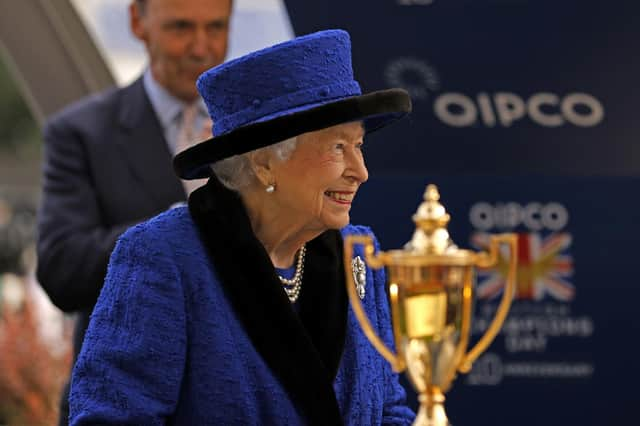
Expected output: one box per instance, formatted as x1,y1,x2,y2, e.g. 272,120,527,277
334,143,345,151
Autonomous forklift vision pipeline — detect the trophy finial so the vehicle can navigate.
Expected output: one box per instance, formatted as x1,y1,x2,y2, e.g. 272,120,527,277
406,184,456,254
425,184,440,202
343,184,519,426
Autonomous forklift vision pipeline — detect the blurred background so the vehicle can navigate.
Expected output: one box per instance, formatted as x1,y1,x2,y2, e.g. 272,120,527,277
0,0,291,424
1,0,638,424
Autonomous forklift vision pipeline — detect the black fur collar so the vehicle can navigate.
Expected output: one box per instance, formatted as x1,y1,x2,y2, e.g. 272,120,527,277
188,177,347,425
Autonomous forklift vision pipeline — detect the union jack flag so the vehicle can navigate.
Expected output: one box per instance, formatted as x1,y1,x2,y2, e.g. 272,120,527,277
471,232,575,301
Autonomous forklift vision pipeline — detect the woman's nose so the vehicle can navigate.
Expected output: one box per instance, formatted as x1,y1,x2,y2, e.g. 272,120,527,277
346,151,369,184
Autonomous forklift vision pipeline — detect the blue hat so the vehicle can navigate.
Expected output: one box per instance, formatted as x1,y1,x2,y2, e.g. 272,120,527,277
174,29,411,180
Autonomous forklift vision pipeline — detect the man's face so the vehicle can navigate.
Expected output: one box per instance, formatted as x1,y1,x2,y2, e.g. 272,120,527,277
130,0,231,101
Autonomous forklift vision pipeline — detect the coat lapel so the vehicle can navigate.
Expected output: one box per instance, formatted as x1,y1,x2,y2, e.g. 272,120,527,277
115,77,186,205
188,177,347,426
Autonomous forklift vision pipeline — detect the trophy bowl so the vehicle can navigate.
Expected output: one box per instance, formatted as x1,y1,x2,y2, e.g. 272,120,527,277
344,184,517,426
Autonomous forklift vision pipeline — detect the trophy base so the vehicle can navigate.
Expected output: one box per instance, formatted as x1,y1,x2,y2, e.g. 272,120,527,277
413,389,451,426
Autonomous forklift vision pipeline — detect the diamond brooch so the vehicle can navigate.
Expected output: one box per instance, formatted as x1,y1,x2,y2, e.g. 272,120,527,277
351,256,367,300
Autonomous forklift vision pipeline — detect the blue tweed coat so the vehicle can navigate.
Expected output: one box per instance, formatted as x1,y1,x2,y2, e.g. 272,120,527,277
69,178,414,425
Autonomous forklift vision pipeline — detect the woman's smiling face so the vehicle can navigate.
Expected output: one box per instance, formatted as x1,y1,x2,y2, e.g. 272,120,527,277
270,121,368,233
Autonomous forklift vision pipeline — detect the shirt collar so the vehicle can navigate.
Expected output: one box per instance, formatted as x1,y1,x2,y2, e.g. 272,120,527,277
143,69,208,129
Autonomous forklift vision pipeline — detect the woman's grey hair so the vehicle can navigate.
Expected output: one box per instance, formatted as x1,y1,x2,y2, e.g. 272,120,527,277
211,137,298,191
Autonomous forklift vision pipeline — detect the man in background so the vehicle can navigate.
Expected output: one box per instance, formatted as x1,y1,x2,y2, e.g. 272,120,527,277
36,0,232,423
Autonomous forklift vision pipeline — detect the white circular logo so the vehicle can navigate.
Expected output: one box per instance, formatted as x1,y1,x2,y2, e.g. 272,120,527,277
466,353,504,385
385,58,440,100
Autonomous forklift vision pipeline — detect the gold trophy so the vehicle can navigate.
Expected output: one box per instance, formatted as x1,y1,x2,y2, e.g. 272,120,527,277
344,184,517,426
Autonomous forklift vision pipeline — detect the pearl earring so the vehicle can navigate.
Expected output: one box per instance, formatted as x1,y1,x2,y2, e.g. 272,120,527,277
265,184,275,193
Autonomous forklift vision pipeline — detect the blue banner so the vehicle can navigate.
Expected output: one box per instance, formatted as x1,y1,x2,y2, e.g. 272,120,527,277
283,1,640,423
283,0,639,176
351,176,637,424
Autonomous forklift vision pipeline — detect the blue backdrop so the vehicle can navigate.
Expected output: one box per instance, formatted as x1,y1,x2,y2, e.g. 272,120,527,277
283,1,639,424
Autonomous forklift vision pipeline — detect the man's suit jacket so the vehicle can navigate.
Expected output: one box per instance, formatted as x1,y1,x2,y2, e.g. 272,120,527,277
36,76,186,421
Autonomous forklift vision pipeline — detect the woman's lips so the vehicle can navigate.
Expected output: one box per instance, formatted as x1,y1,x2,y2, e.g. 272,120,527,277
324,191,354,204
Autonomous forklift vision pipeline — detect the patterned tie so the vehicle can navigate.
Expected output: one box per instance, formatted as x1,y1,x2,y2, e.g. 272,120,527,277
176,103,211,196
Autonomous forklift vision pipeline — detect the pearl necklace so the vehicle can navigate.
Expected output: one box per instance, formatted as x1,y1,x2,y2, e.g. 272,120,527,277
278,244,306,303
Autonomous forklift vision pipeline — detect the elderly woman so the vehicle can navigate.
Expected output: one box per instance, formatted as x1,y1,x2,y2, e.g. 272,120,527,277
69,30,413,425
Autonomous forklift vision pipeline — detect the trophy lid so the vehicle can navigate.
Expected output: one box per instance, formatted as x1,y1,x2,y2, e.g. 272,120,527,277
404,184,460,256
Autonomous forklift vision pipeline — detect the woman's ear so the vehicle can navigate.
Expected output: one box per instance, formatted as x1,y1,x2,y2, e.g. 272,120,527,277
248,150,274,187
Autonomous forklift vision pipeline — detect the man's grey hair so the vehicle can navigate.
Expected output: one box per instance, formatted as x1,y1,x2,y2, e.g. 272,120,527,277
211,137,298,191
135,0,233,16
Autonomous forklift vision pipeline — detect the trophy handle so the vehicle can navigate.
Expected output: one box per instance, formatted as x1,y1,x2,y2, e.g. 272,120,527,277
459,233,518,373
343,235,405,372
